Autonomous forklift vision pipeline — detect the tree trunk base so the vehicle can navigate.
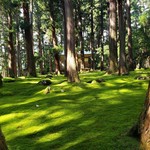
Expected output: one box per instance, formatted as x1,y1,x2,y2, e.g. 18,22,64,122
129,81,150,150
0,128,8,150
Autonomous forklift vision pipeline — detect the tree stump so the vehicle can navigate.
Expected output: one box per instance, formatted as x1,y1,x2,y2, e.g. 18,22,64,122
0,128,8,150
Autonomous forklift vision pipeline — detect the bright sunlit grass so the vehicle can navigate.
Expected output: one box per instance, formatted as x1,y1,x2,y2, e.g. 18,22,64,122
0,69,149,150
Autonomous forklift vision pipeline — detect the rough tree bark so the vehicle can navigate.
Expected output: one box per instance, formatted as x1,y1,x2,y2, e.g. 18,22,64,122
100,3,104,71
108,0,118,74
140,81,150,149
0,128,8,150
49,0,61,75
64,0,80,82
16,10,22,77
118,0,128,75
37,27,44,74
23,2,36,77
129,81,150,150
77,0,85,71
8,10,17,78
90,0,95,70
62,0,67,76
35,1,44,75
126,0,134,71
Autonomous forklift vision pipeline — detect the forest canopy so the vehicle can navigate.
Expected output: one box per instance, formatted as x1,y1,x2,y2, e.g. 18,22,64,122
0,0,149,80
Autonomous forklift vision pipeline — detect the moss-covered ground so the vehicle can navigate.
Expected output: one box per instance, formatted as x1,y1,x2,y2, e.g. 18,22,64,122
0,69,150,150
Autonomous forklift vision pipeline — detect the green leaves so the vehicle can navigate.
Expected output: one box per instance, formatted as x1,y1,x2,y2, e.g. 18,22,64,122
139,12,150,27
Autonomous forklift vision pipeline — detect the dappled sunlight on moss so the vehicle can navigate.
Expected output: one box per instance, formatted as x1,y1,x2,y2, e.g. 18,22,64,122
20,81,39,84
59,99,74,103
60,132,101,150
0,96,46,109
47,111,83,126
7,123,50,141
118,89,133,93
78,119,95,127
0,113,26,124
36,130,65,143
49,110,66,119
107,99,122,105
60,136,86,150
0,70,149,149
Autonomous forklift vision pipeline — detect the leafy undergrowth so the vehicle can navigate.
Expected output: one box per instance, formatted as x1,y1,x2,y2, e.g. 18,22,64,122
0,69,149,150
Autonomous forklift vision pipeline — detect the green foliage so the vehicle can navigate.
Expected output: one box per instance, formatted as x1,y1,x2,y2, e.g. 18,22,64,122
52,45,63,53
19,20,30,30
0,70,149,149
139,13,148,26
131,0,150,65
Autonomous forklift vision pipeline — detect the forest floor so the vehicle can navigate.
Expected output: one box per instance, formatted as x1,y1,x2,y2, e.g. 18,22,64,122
0,69,150,150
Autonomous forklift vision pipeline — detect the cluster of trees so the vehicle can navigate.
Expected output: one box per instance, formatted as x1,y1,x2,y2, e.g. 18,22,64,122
0,0,149,82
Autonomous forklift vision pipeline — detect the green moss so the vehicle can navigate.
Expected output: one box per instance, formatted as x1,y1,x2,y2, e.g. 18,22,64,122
0,69,149,149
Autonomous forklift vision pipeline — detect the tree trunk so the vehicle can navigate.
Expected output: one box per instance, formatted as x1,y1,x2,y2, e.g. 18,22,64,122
0,128,8,150
23,2,36,77
2,17,9,77
1,15,8,77
140,81,150,149
118,0,128,75
100,3,104,71
35,1,44,75
77,0,85,71
108,0,118,74
64,0,80,82
49,0,61,75
129,82,150,149
16,11,22,77
8,10,17,78
90,0,95,70
38,30,44,74
37,20,44,74
62,0,67,76
126,0,134,71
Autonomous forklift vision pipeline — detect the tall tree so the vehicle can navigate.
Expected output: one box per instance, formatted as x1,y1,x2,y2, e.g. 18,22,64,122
1,16,8,77
0,0,18,78
126,0,134,71
34,1,44,74
77,0,85,71
16,9,22,77
118,0,128,75
100,2,105,71
64,0,80,82
7,7,17,78
108,0,118,74
61,0,67,76
90,0,95,70
48,0,61,75
23,1,36,77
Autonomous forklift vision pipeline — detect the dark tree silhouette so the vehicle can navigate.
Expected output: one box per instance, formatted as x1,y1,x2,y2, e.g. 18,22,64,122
0,128,8,150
